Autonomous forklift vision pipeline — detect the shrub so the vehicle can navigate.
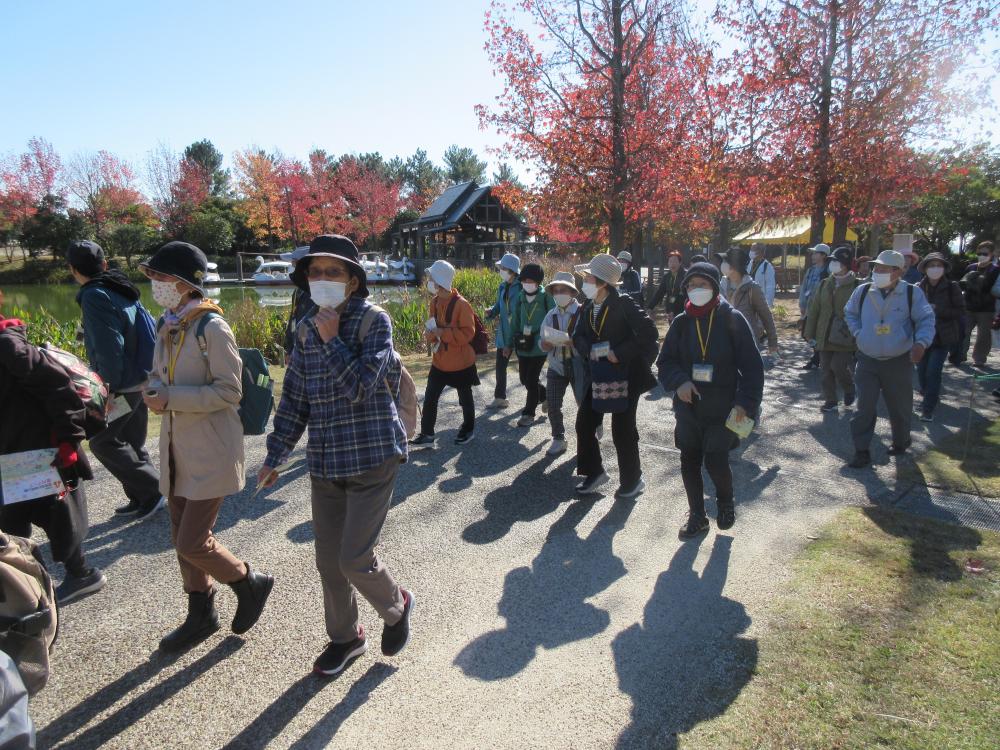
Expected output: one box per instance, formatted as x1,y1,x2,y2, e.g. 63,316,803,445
8,305,85,358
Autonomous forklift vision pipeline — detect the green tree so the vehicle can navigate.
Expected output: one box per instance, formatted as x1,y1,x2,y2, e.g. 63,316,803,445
184,207,236,257
184,139,230,197
104,222,159,268
443,145,487,185
19,195,88,258
403,149,444,211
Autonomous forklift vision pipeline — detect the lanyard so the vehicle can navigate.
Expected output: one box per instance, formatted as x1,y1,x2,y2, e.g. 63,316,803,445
590,305,609,337
524,297,539,322
166,328,187,384
695,309,715,361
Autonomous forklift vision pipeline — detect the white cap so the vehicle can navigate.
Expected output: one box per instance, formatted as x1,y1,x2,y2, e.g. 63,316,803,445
428,259,456,290
810,243,831,256
874,250,906,270
616,251,633,263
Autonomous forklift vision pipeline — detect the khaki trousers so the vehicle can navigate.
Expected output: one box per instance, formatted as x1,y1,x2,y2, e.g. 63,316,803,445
311,458,405,643
168,495,245,593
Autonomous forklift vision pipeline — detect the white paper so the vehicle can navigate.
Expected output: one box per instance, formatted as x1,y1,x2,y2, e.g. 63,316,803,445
106,394,132,423
425,318,438,331
541,325,571,344
0,449,64,505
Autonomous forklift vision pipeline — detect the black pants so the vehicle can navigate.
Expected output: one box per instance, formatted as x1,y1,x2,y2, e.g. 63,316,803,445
494,349,511,399
421,369,475,436
575,387,641,487
679,447,733,518
517,355,547,416
0,485,90,575
89,392,161,506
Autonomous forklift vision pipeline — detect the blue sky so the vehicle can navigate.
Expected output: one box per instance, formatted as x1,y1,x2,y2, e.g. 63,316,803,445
2,0,998,186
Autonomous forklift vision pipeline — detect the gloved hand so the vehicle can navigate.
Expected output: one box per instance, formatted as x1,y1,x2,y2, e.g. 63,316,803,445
53,442,79,469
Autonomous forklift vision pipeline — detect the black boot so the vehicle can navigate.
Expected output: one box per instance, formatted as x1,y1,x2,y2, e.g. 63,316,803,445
228,563,274,635
160,590,220,652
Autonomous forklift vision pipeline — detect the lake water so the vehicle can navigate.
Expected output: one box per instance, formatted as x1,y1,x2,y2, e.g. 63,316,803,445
1,283,415,324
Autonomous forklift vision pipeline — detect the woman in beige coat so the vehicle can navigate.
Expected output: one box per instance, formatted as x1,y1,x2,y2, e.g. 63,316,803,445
141,241,273,652
721,247,779,357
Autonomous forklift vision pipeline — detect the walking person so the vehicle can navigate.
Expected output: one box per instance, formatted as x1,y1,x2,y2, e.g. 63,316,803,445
140,242,273,652
721,247,779,359
656,263,764,538
572,254,659,498
617,251,643,304
916,253,965,422
259,235,412,676
804,245,861,412
798,243,830,370
646,251,686,321
410,260,480,447
485,252,521,409
901,250,922,285
747,243,776,306
510,263,554,427
66,240,164,520
844,250,936,468
540,272,583,456
959,241,999,369
0,290,106,605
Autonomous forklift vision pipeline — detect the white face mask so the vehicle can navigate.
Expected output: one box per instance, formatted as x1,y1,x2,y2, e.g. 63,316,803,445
872,272,893,289
720,261,731,276
687,287,714,306
553,293,574,308
582,282,599,300
151,278,184,309
310,280,347,308
522,282,538,295
828,260,842,275
426,280,438,295
978,254,991,263
925,266,945,280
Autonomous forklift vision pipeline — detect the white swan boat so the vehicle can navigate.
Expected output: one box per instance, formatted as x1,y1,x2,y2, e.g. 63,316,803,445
252,258,294,285
388,256,417,283
362,254,390,283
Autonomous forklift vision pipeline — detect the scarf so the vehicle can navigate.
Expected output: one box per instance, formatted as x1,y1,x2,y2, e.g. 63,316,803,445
165,299,225,330
0,317,25,332
684,294,721,319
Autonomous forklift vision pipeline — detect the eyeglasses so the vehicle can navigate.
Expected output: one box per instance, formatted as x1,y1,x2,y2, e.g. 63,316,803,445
306,267,346,280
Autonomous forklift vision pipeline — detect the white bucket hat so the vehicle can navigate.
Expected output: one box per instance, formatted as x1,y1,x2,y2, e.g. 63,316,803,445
427,259,456,290
494,252,521,275
580,253,622,286
546,271,578,293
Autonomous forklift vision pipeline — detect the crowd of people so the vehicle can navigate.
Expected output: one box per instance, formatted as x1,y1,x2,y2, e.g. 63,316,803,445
1,233,998,738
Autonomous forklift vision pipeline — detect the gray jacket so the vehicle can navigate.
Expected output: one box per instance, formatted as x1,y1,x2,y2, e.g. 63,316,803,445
844,281,935,360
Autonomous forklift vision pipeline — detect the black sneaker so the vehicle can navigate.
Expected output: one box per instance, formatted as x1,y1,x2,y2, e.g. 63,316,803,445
678,514,710,540
56,568,107,605
455,431,475,446
820,401,838,413
843,392,856,407
887,441,912,456
409,433,436,449
381,589,414,657
919,412,934,423
135,496,166,522
991,388,1000,401
717,503,735,531
114,499,142,516
575,472,610,495
615,477,646,500
313,627,367,676
847,450,871,469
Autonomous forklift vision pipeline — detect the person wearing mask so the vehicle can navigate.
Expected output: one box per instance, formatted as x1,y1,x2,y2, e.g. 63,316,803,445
259,235,412,676
617,251,643,304
0,290,106,606
509,263,554,427
410,260,479,447
916,253,965,422
901,250,922,285
747,243,776,306
656,263,764,539
721,248,779,359
855,256,872,282
646,251,686,321
959,241,999,370
539,272,584,456
484,253,522,409
804,245,861,412
66,240,164,521
141,242,273,652
798,243,830,369
843,250,936,468
572,254,659,498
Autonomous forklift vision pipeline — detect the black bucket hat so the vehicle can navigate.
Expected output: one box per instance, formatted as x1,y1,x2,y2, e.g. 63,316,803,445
918,251,951,273
141,241,208,292
290,234,369,297
683,262,721,295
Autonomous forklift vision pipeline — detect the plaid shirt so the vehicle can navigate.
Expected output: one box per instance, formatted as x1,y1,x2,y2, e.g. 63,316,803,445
265,296,407,479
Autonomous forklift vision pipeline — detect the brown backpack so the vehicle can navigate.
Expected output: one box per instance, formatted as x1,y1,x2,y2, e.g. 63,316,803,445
359,305,420,439
0,532,58,695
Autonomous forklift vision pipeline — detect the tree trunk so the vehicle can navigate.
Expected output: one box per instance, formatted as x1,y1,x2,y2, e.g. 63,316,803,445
809,1,840,246
867,224,882,256
607,0,628,254
832,209,850,245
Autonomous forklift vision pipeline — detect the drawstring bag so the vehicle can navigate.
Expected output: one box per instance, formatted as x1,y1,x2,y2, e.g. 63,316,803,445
591,359,629,413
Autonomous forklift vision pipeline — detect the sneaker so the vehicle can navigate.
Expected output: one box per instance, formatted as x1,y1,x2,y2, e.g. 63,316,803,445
381,589,415,657
455,431,475,446
991,388,1000,401
615,477,646,500
409,433,436,449
517,414,536,427
488,398,509,410
717,503,735,531
678,514,710,540
887,441,912,456
56,568,107,605
546,439,567,456
114,499,142,516
135,495,166,522
800,361,819,371
847,450,871,469
313,627,368,676
919,412,934,423
843,392,856,407
576,472,610,495
820,401,838,413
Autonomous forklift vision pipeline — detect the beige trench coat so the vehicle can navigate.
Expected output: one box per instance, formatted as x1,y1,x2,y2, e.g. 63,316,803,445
151,311,245,500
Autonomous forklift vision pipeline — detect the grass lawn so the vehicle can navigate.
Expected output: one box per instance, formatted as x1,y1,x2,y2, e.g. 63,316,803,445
685,507,1000,750
903,412,1000,498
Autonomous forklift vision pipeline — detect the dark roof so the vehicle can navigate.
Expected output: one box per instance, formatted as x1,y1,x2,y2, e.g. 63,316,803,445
419,181,478,222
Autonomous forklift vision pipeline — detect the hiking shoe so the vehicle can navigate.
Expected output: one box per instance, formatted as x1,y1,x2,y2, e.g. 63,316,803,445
847,450,871,469
887,441,912,456
114,499,142,516
488,398,509,409
160,589,220,652
314,627,367,676
820,401,838,413
678,514,710,540
228,563,274,635
381,589,414,657
843,392,856,407
56,568,107,605
409,433,436,449
547,439,567,456
615,477,646,500
135,495,166,522
919,412,934,423
455,431,475,446
517,414,536,427
717,503,735,531
576,472,610,495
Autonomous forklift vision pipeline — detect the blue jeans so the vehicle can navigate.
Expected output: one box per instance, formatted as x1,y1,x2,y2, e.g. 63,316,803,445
916,345,948,415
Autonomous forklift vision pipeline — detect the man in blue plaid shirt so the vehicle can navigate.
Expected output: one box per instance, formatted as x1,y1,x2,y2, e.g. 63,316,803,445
257,235,414,676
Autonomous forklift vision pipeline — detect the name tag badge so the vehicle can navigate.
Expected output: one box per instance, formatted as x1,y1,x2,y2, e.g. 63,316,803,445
692,364,714,383
875,324,892,336
523,325,533,336
591,342,611,360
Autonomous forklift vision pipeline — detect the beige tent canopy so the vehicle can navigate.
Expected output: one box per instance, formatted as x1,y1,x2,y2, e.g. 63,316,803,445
733,216,858,245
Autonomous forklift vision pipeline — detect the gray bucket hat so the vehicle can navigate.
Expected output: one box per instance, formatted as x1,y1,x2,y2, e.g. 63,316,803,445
546,271,578,293
580,253,622,286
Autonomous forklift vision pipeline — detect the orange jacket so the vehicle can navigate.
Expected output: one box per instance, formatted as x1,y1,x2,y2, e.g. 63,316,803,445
431,292,476,372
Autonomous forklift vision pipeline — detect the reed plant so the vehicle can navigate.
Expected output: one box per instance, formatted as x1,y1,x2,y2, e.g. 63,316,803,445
8,305,85,358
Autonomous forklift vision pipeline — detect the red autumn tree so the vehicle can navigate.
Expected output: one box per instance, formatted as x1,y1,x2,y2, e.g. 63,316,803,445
274,155,313,246
65,150,148,240
233,148,283,246
334,156,401,250
305,150,346,236
0,137,63,233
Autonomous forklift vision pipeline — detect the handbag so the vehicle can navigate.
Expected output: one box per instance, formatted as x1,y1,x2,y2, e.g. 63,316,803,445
514,332,535,352
827,316,854,348
591,359,629,413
